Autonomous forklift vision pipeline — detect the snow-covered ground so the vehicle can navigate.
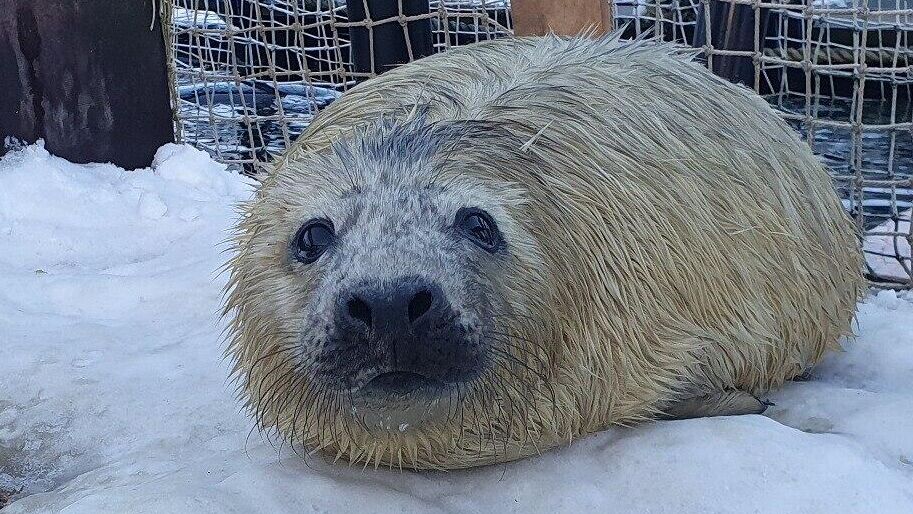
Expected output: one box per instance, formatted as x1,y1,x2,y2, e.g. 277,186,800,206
1,143,912,513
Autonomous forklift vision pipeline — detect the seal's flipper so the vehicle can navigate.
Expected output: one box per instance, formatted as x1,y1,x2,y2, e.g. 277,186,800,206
662,390,770,420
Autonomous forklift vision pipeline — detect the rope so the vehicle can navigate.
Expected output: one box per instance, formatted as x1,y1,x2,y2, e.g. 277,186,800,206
763,46,913,66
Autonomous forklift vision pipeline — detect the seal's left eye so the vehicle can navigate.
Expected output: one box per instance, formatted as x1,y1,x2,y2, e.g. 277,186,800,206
293,219,335,264
456,207,501,252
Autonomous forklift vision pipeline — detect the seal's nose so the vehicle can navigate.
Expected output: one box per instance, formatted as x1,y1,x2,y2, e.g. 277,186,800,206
336,277,478,385
343,280,436,330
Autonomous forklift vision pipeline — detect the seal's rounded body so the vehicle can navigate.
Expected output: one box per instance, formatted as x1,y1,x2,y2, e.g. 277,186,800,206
224,34,865,470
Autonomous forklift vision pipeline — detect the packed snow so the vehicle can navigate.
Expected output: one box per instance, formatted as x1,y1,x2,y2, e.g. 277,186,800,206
865,210,912,284
1,143,912,513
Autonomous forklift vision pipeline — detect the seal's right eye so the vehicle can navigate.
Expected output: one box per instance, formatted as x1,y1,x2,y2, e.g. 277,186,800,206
292,219,335,264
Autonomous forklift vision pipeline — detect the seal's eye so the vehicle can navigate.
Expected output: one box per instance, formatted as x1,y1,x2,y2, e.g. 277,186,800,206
456,207,500,252
293,219,335,264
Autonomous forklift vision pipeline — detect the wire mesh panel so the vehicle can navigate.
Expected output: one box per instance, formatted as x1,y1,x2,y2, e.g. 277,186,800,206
610,3,912,288
164,1,511,172
163,0,911,288
762,2,913,289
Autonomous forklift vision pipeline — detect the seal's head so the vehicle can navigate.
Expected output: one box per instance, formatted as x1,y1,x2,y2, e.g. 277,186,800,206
225,115,558,468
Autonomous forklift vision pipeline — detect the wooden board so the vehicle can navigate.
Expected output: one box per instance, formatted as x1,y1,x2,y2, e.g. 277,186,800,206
512,0,613,37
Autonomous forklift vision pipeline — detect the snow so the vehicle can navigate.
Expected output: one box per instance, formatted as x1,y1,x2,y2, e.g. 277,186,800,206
1,143,913,513
811,0,851,8
172,7,229,30
865,210,912,284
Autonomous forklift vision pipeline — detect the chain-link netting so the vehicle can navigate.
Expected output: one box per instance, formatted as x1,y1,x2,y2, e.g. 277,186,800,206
164,1,511,170
162,0,911,288
613,2,913,287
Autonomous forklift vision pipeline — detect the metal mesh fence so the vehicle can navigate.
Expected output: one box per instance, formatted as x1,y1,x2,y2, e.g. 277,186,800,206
164,1,511,170
162,0,912,288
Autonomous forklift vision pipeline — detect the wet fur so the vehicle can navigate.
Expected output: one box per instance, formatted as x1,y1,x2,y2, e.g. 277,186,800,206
223,33,866,470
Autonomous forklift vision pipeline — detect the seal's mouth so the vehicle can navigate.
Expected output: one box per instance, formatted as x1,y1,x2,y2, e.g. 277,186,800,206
359,371,442,397
351,371,451,433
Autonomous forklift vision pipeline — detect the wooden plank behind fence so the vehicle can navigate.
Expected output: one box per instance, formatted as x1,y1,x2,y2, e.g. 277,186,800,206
0,0,173,169
512,0,613,37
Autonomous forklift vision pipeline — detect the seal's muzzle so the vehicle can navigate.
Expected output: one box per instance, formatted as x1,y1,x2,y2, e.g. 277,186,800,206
317,276,485,429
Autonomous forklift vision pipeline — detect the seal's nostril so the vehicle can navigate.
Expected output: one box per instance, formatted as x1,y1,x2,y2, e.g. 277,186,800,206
408,289,434,323
347,296,372,327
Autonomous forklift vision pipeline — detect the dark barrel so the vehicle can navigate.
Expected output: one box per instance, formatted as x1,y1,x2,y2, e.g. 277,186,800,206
345,0,433,77
694,1,770,91
0,0,174,169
